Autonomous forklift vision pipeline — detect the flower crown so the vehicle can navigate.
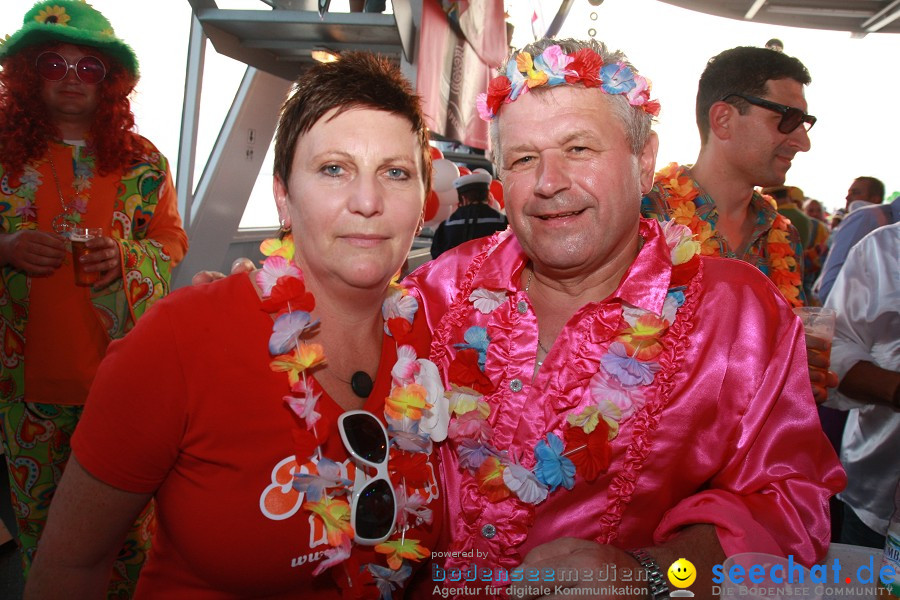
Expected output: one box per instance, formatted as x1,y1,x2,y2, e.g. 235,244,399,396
476,44,660,121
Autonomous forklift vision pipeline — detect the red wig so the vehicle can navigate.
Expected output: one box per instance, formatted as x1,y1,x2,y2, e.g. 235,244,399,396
0,42,142,177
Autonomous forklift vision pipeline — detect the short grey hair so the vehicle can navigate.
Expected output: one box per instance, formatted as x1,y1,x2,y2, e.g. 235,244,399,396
489,37,654,171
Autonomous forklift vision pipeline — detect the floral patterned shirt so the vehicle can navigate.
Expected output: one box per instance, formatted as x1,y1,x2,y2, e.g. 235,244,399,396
642,163,806,306
0,138,188,404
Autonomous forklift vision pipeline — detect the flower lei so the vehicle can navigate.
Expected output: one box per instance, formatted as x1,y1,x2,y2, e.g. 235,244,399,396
257,236,449,599
476,44,660,121
652,163,803,307
444,221,701,505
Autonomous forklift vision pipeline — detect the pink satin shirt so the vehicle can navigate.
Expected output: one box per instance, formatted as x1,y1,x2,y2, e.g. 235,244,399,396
406,218,845,578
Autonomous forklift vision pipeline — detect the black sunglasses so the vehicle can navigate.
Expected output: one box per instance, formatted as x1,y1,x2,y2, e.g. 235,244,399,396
36,51,106,85
338,410,397,545
721,93,816,134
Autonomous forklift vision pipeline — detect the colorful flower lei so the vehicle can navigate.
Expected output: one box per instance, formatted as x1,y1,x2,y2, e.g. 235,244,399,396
652,163,803,307
476,44,660,121
257,237,448,599
444,221,701,505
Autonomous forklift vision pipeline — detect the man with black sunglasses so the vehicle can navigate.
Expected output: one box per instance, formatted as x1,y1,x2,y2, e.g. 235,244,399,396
0,0,187,593
641,46,837,404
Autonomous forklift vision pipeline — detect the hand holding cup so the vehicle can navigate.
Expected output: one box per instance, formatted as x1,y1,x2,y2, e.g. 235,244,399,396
793,307,839,404
70,227,121,288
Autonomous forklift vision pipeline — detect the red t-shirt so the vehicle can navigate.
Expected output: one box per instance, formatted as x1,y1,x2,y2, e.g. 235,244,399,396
73,273,442,598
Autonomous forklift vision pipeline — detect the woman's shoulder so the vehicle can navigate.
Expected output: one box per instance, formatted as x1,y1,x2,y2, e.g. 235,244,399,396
142,272,258,327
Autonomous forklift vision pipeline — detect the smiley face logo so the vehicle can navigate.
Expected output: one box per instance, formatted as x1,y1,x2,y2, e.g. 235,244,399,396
667,558,697,589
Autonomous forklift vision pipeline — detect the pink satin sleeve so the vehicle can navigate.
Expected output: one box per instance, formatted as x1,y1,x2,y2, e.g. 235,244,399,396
651,260,846,565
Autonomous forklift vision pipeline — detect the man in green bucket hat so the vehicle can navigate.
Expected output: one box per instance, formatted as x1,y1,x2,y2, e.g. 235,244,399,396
0,1,188,595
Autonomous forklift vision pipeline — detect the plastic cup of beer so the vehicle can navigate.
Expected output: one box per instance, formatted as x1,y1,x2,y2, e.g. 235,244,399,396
792,307,836,369
69,227,102,287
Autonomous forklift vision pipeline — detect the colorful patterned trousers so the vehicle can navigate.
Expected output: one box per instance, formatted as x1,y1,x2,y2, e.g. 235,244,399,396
0,402,154,598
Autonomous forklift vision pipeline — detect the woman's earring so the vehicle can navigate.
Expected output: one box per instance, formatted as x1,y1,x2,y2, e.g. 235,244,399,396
278,217,292,240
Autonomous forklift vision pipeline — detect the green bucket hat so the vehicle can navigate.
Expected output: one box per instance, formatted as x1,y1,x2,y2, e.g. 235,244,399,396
0,0,139,79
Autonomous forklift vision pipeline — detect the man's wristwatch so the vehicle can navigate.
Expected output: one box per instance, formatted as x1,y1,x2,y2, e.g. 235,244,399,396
626,548,671,600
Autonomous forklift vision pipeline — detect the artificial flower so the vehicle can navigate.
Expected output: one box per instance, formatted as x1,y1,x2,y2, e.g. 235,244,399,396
448,410,493,444
447,349,494,394
564,422,611,483
662,220,702,266
382,288,418,333
502,460,549,504
455,438,498,472
616,312,666,361
368,562,413,600
565,47,604,87
416,359,450,442
285,379,322,430
476,456,511,502
375,538,429,570
395,487,433,529
256,255,301,296
386,416,432,454
505,54,528,101
303,496,354,547
600,62,636,95
595,399,622,439
454,326,489,368
386,317,413,344
589,371,644,422
566,404,601,434
533,432,576,492
516,50,548,89
36,5,71,25
270,343,326,386
447,386,490,418
292,457,351,503
260,236,295,260
385,383,429,421
532,45,574,85
312,537,352,576
477,76,511,120
269,311,317,354
391,345,420,385
388,450,432,488
260,276,316,313
600,342,661,387
469,288,507,314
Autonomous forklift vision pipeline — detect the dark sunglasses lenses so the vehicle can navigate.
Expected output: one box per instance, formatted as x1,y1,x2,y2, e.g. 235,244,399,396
341,413,387,463
37,52,106,84
779,109,815,134
355,478,394,539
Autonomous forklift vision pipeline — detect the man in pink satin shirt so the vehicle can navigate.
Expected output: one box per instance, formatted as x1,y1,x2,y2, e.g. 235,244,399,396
406,37,845,600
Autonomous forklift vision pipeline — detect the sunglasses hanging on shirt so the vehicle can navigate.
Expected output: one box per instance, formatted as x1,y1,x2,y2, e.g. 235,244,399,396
338,410,398,545
36,51,107,85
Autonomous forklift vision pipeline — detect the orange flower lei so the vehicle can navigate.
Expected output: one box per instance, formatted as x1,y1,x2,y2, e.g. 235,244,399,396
652,163,803,307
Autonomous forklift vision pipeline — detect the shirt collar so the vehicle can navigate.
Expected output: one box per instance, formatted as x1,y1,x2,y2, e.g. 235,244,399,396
469,218,672,316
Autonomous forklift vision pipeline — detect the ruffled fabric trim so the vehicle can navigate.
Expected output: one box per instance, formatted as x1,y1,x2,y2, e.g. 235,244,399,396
429,235,498,370
595,259,703,544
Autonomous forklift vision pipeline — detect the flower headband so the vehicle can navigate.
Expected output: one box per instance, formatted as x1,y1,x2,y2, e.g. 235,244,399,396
476,44,660,121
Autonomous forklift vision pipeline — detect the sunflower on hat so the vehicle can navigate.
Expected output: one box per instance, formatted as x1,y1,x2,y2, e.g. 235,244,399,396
35,5,72,26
